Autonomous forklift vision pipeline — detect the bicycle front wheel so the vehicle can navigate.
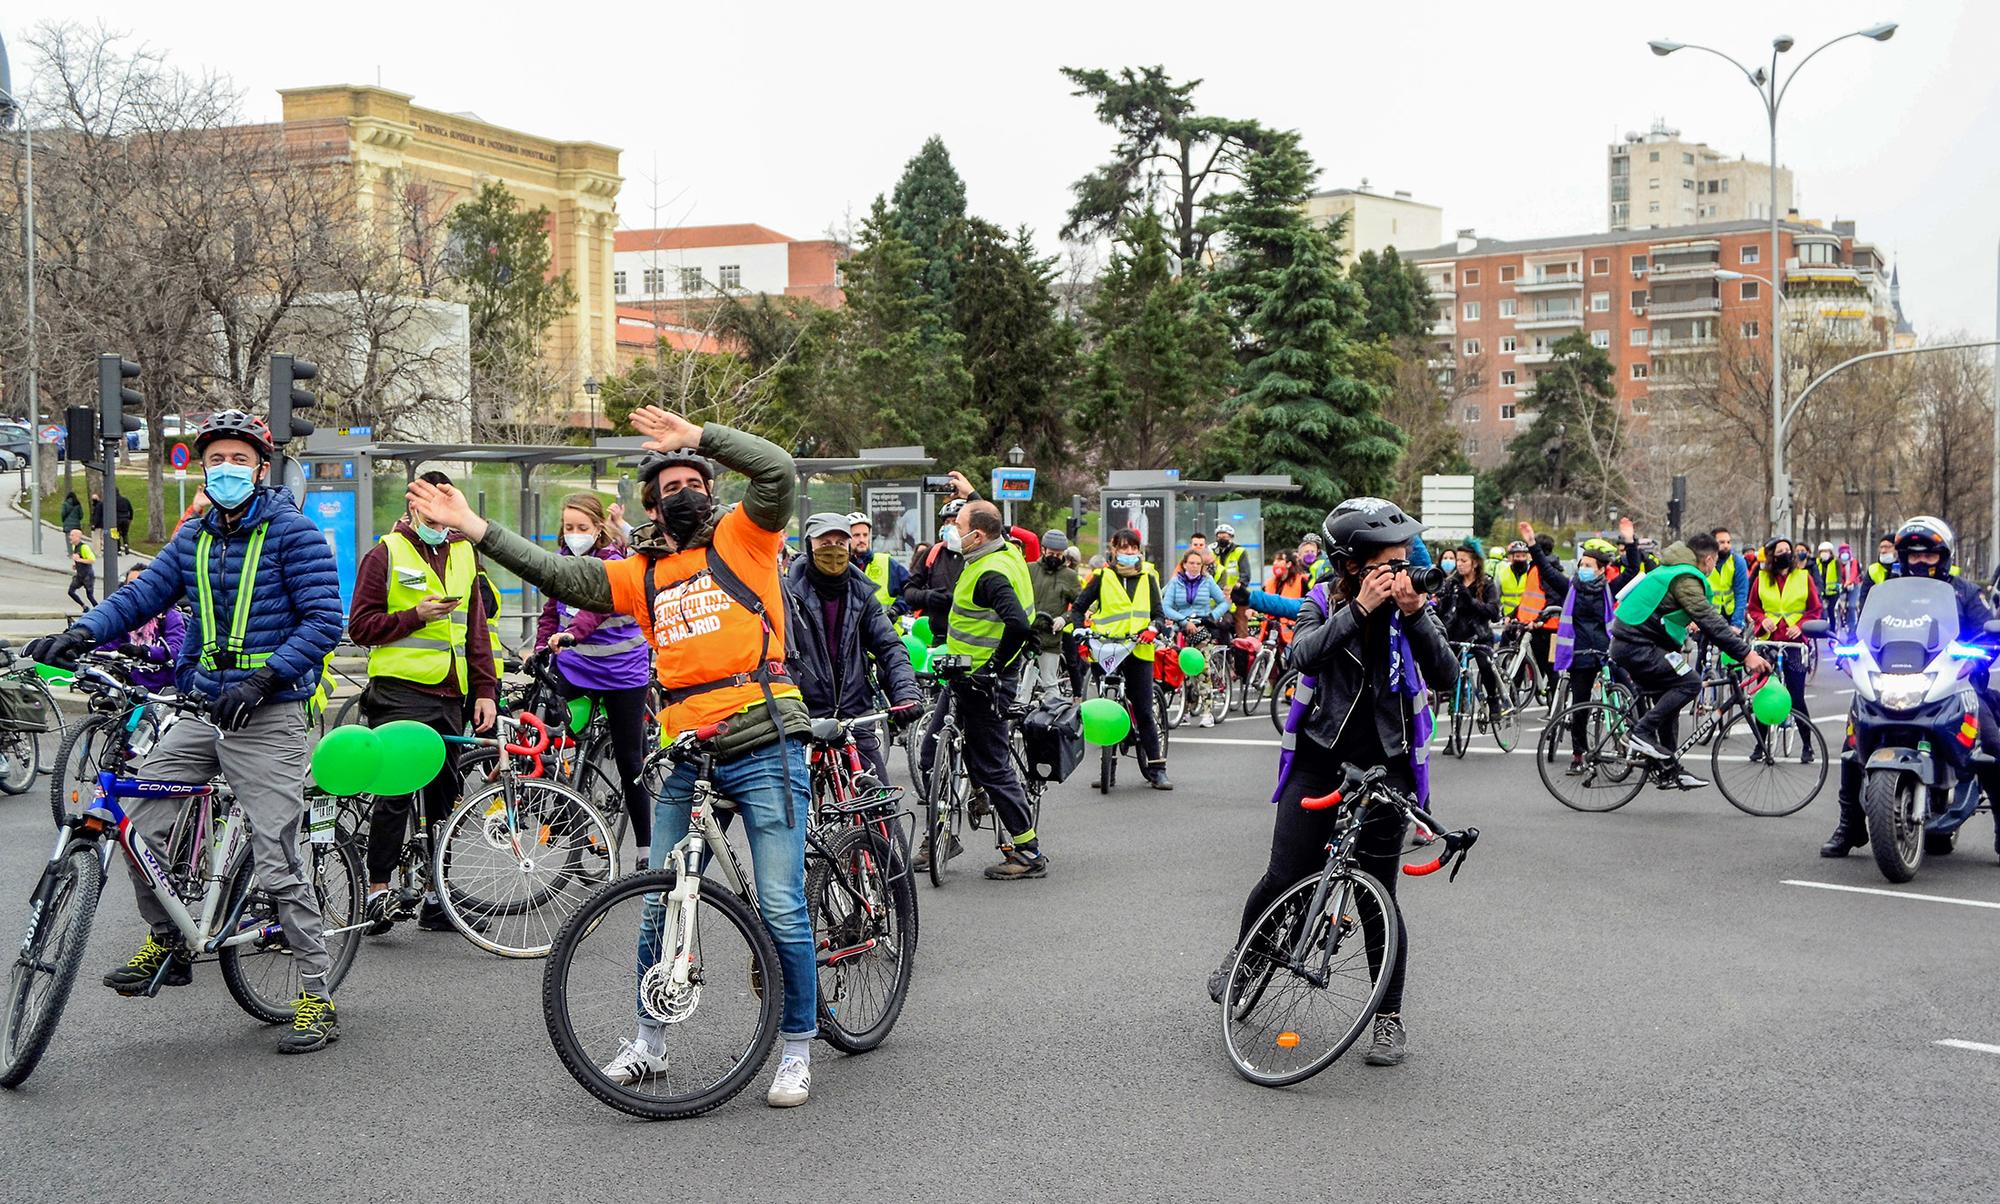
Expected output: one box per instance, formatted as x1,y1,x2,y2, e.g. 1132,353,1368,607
1,843,104,1088
49,712,157,829
542,868,782,1119
1269,670,1298,734
1221,867,1398,1088
436,780,620,958
1710,710,1828,818
218,825,365,1023
811,827,916,1054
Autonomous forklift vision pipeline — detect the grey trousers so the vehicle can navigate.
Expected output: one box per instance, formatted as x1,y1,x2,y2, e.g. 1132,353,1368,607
128,703,329,983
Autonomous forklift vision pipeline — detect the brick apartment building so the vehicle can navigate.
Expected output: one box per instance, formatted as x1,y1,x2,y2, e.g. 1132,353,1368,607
1407,218,1893,467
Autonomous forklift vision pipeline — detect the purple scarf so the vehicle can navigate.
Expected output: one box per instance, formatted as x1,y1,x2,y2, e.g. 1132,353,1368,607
1273,582,1433,806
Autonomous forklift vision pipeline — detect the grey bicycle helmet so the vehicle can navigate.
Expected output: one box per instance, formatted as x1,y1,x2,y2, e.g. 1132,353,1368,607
194,410,274,461
636,448,715,491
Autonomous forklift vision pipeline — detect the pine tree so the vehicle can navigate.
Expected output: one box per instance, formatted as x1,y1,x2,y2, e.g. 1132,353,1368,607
1350,247,1435,343
889,136,968,304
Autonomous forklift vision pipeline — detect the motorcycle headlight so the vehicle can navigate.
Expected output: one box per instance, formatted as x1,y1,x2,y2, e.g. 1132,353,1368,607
1871,671,1933,713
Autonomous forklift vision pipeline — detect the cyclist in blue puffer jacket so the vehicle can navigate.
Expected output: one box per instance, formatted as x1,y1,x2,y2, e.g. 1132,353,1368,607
27,411,347,1055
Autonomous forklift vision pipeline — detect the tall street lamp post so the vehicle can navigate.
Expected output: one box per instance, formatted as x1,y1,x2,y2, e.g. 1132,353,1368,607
582,374,601,487
1650,23,1897,536
1,32,42,553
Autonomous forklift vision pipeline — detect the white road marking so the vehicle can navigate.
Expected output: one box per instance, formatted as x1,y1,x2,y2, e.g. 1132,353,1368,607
1782,880,2000,911
1935,1039,2000,1056
1174,737,1281,747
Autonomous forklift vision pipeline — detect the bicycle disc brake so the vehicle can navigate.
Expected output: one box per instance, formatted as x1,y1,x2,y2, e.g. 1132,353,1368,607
638,955,703,1024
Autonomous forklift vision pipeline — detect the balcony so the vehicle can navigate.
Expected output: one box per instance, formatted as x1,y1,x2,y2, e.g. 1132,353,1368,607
1515,274,1584,293
1648,261,1722,283
1646,296,1722,318
1516,349,1557,365
1515,309,1584,330
1429,317,1456,336
1649,336,1720,355
1784,264,1865,291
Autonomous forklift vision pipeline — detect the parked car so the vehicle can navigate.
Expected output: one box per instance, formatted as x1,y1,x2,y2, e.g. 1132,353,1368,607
0,423,35,469
124,417,150,453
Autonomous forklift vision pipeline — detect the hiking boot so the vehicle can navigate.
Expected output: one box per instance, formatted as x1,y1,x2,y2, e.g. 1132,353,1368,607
911,833,963,872
103,934,192,995
968,789,991,822
277,992,339,1054
983,848,1049,881
1363,1013,1407,1066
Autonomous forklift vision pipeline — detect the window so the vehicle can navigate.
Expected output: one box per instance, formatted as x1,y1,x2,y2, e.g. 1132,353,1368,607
1682,178,1695,191
1463,268,1480,286
1498,299,1517,318
1499,335,1517,353
1648,178,1660,190
718,264,742,290
1465,369,1481,387
1740,245,1760,265
679,267,703,294
1682,152,1695,165
1590,329,1611,349
1590,291,1610,313
1720,179,1730,193
1462,406,1481,423
612,270,628,296
1498,265,1516,282
1629,328,1649,346
1631,254,1647,274
1648,150,1660,162
1647,201,1660,214
1462,302,1480,321
1631,397,1649,416
1464,436,1480,457
1741,281,1760,301
1591,257,1609,275
1631,290,1648,313
1463,339,1481,356
1500,403,1517,420
1500,369,1517,386
1630,362,1649,380
642,267,663,294
1741,320,1760,338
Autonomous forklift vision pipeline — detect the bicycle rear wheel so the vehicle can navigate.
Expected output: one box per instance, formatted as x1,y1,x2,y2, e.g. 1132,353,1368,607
1537,702,1645,812
1,843,104,1088
542,868,781,1119
218,825,365,1023
1488,686,1521,753
1220,868,1397,1088
1269,670,1298,734
436,780,619,958
810,827,915,1054
0,725,39,795
1241,650,1273,717
1710,710,1828,818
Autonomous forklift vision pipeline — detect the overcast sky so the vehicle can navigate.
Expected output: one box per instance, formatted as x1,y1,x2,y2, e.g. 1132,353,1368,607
10,0,1998,336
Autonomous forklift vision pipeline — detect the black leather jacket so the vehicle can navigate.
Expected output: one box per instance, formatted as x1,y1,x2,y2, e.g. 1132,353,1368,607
1287,590,1458,759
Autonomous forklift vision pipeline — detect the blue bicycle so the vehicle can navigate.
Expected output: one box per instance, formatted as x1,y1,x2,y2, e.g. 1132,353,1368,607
1,679,363,1088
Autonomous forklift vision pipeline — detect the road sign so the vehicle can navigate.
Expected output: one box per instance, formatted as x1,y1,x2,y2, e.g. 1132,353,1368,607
991,467,1036,502
169,442,191,469
1420,474,1476,541
38,424,62,445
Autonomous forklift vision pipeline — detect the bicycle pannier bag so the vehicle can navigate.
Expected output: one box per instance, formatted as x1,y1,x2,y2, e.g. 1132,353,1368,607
1021,696,1085,784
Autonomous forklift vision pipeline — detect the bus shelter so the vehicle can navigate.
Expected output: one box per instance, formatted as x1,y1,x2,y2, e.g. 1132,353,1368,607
1097,470,1298,580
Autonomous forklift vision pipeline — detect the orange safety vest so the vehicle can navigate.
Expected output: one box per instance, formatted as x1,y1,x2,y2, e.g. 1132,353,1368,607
1266,570,1307,643
605,505,801,736
1516,565,1558,629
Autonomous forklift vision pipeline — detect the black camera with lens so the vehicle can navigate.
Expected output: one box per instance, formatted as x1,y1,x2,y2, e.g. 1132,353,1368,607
1385,560,1448,594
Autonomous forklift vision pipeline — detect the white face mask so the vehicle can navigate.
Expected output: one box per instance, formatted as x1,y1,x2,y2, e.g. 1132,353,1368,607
563,532,597,556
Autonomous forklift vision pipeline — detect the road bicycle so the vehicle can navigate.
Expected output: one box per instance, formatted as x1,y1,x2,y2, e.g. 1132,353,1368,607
913,659,1047,881
0,640,64,796
48,652,178,827
1437,641,1518,757
1219,763,1478,1087
1170,620,1234,728
1536,639,1828,816
1497,619,1556,716
1080,635,1170,794
1,686,364,1088
543,716,916,1118
1236,623,1283,718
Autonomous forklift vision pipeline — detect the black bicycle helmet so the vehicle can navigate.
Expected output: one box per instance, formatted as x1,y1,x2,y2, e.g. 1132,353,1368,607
1894,515,1954,573
194,410,274,461
636,448,715,492
1321,497,1427,561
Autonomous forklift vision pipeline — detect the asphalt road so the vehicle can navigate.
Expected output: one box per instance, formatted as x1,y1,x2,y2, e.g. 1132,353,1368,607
2,671,1997,1203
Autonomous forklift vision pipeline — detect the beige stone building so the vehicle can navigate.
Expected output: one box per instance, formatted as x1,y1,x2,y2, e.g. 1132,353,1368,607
1301,182,1443,264
1608,120,1793,231
277,85,623,396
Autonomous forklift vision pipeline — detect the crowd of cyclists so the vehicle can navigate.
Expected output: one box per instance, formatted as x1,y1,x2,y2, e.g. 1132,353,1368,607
8,401,2000,1110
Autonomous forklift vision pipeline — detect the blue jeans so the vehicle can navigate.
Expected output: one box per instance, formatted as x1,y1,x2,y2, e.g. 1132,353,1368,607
638,738,817,1041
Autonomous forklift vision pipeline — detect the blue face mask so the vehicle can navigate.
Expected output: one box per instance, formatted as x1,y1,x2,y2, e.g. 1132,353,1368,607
415,522,450,547
203,462,257,510
1576,566,1600,584
1116,553,1141,569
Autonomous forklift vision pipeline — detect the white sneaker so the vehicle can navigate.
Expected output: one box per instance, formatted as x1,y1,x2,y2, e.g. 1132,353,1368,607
1198,714,1215,728
601,1038,669,1085
766,1054,811,1107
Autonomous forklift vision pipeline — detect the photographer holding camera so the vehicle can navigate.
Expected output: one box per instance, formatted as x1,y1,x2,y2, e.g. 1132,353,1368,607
1206,498,1456,1069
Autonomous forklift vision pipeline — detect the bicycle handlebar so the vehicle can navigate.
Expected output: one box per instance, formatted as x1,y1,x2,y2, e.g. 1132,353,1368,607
1299,762,1478,881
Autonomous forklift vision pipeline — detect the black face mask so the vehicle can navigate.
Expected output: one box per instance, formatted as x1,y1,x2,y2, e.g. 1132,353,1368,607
1041,553,1064,569
657,488,712,546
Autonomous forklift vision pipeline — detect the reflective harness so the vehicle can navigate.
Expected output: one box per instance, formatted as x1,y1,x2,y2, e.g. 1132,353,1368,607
194,525,269,672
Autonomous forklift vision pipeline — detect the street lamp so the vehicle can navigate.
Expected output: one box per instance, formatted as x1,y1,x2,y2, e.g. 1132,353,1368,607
1,33,42,554
582,374,601,486
1007,445,1025,466
1650,22,1898,536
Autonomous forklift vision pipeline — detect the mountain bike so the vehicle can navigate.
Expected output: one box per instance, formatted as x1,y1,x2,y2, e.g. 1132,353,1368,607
48,652,177,827
1,687,364,1088
1437,641,1518,757
1536,640,1827,816
914,660,1047,880
544,717,916,1118
1219,763,1478,1087
1237,624,1283,718
0,640,63,796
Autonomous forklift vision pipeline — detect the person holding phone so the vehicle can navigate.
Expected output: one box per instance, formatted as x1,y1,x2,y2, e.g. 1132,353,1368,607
347,470,499,935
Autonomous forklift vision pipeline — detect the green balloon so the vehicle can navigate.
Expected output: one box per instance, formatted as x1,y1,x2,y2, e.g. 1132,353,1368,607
567,697,593,734
310,725,382,796
911,616,934,645
1178,647,1208,678
1751,680,1794,726
901,633,931,670
1079,697,1131,746
369,719,447,796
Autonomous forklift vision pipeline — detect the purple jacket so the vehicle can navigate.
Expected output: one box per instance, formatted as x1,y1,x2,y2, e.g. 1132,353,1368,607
101,606,187,693
535,543,651,691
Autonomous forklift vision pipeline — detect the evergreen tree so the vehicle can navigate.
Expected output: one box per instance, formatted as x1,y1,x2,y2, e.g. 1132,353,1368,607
1492,332,1629,526
1205,128,1322,348
950,218,1077,478
889,136,968,304
1349,247,1435,343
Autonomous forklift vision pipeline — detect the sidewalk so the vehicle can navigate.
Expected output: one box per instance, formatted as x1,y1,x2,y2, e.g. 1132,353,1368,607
0,499,93,620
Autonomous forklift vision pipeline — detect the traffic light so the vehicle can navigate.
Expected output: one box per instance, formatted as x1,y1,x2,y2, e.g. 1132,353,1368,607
269,354,318,446
97,354,143,448
64,406,97,462
1666,474,1688,538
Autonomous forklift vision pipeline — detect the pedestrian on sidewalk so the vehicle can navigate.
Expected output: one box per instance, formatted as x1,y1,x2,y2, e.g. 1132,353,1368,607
60,492,83,536
66,528,97,611
115,490,133,554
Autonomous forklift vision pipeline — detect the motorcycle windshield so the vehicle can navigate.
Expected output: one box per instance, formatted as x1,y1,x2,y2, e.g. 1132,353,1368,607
1855,577,1958,669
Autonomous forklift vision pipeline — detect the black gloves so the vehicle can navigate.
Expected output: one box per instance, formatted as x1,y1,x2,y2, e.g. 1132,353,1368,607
1230,583,1250,606
26,627,93,670
889,701,923,728
209,668,279,732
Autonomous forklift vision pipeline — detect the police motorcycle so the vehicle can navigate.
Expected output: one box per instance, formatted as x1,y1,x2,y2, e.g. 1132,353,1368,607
1804,576,2000,883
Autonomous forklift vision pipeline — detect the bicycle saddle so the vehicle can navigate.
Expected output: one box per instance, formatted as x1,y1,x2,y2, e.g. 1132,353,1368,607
808,717,845,744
